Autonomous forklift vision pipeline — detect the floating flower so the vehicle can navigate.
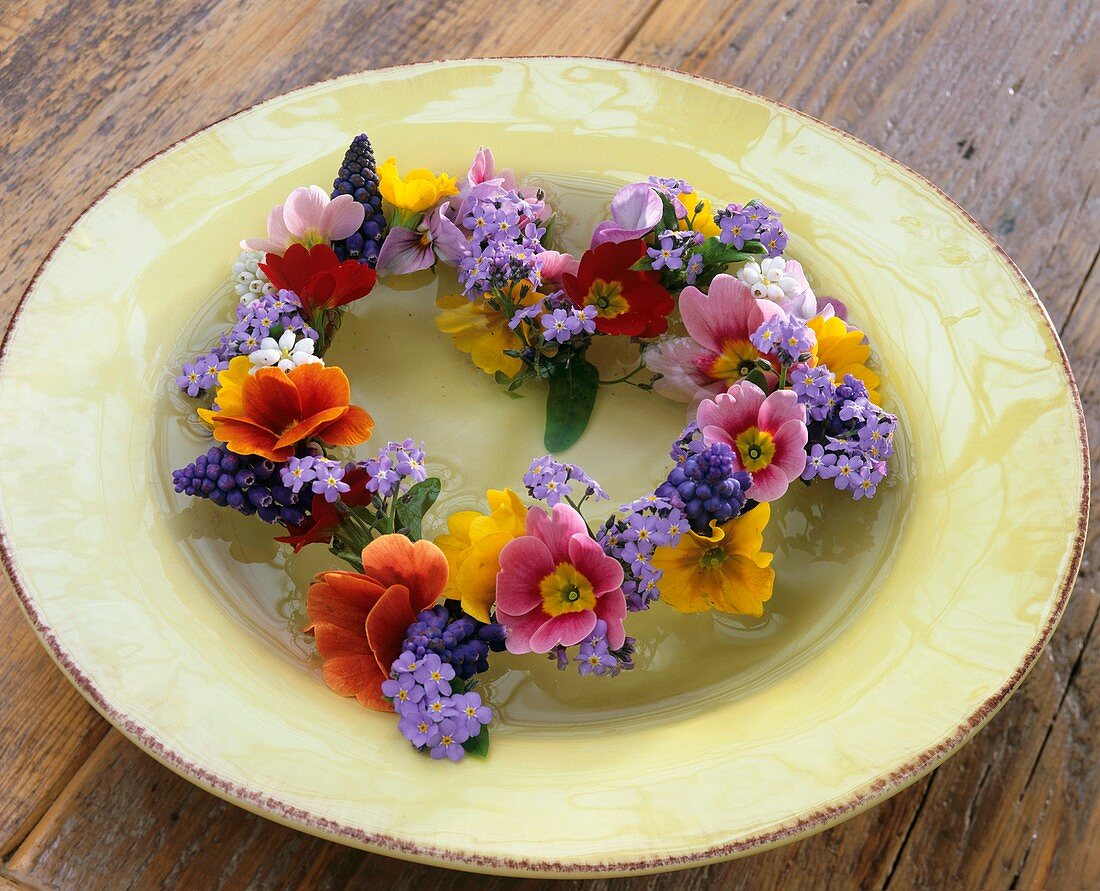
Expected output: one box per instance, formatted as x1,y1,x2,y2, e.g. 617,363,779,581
376,205,466,274
807,314,881,403
643,274,782,402
210,363,373,461
435,488,527,623
247,329,321,373
259,243,378,318
435,282,542,378
561,239,673,337
590,182,664,247
378,157,458,214
495,503,627,655
677,191,721,237
651,504,774,616
241,185,365,255
697,380,808,502
304,534,448,710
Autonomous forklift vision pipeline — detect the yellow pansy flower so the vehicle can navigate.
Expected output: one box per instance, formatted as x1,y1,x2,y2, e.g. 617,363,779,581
807,315,882,403
435,283,542,378
196,355,251,428
651,504,774,617
434,488,528,622
677,191,721,238
378,157,458,214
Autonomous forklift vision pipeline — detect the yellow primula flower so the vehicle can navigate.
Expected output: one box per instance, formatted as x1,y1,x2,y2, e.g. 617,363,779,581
434,488,528,622
378,157,458,214
651,504,774,617
435,283,542,378
677,191,721,238
807,315,881,403
196,355,251,428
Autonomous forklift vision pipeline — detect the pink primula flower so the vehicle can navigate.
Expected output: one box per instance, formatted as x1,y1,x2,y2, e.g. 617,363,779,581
645,274,782,403
495,503,627,655
242,185,364,255
697,380,809,502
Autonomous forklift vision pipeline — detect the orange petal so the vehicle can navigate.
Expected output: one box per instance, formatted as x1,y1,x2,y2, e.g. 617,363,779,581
210,416,291,461
273,405,347,449
365,583,418,677
289,363,350,418
360,534,449,611
310,619,369,660
241,366,302,430
318,404,374,447
305,572,387,635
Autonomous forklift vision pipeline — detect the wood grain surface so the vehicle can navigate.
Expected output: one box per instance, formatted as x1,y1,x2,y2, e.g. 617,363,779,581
1,1,1097,888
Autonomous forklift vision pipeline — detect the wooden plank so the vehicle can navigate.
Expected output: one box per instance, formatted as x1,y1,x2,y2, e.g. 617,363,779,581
0,581,111,855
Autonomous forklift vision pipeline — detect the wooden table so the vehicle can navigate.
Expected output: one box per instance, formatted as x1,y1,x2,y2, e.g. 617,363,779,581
1,2,1097,887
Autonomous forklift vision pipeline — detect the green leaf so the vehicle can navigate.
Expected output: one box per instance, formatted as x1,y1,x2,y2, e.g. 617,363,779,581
329,537,364,573
494,370,511,386
657,191,679,232
544,356,600,451
741,239,766,254
395,477,442,541
461,726,490,758
745,368,768,391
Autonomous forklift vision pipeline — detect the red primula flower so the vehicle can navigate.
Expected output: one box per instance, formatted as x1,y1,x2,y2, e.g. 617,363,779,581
275,466,373,552
260,243,377,317
561,239,674,337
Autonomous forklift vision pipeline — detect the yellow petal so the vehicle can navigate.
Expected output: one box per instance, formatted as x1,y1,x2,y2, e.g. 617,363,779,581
808,315,881,403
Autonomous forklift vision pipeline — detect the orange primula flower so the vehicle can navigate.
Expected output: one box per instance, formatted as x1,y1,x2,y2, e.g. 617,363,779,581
304,534,449,711
210,363,373,461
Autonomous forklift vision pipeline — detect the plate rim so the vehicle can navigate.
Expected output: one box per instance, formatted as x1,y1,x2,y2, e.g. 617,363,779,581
0,55,1089,876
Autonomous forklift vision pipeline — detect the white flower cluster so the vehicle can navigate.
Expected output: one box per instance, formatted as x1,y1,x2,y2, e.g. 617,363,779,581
232,250,276,302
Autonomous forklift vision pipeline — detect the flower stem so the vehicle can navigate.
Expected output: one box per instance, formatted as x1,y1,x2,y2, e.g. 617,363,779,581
599,359,647,386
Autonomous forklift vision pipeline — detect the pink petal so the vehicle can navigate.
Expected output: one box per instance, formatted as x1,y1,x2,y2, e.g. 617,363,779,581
758,389,805,433
645,338,713,402
589,220,655,249
696,382,765,439
498,605,546,655
679,275,758,353
568,534,624,595
526,504,588,564
282,186,329,238
744,464,789,502
701,424,735,449
495,536,555,615
594,589,627,650
320,194,365,240
376,226,434,274
468,145,495,185
818,296,849,321
769,417,810,479
266,204,290,245
241,236,284,254
529,610,597,652
537,250,580,284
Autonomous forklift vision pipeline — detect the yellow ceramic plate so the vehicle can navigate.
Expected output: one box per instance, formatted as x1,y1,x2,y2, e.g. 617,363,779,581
0,58,1087,876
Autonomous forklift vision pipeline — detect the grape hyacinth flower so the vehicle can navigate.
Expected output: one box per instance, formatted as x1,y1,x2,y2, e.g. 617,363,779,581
172,445,308,526
655,442,752,534
401,604,505,680
330,133,388,266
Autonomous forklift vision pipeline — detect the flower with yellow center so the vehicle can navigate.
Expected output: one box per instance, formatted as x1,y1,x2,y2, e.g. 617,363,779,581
807,315,881,403
651,504,774,616
378,157,458,215
735,427,777,472
586,278,629,319
435,282,542,378
434,488,527,622
677,191,721,237
196,355,251,428
539,563,597,615
705,338,762,384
